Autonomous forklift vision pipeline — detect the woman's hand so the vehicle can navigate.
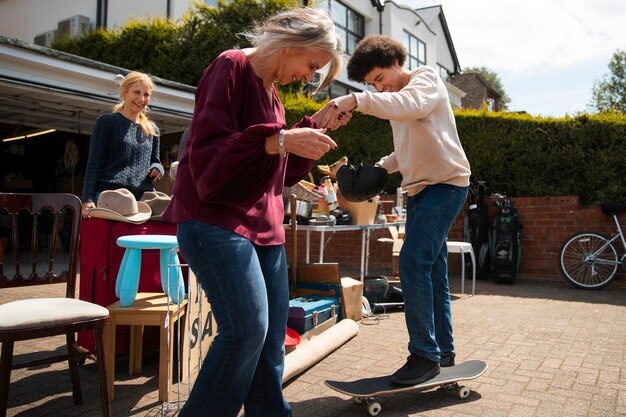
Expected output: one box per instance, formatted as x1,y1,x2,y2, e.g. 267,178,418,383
317,94,357,129
312,105,353,130
266,128,337,160
149,167,162,181
82,201,96,212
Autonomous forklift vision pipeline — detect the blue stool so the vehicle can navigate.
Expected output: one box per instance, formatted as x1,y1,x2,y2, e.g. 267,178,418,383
115,235,186,307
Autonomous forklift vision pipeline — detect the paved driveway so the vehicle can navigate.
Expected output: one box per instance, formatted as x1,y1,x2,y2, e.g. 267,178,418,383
4,276,626,416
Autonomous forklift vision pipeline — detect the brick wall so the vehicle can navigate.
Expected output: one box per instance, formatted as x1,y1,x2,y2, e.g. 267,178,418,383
285,195,622,282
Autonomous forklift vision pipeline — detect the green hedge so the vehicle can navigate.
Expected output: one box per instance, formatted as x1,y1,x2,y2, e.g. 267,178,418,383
284,94,626,205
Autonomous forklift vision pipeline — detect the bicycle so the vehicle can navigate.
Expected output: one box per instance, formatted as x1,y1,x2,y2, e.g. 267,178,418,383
558,203,626,289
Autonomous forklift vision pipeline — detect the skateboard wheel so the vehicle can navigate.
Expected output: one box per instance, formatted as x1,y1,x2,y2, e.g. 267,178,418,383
458,386,470,399
367,402,381,416
354,397,364,404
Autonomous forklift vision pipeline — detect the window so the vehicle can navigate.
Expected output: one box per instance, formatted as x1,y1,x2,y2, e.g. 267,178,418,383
403,31,426,69
331,1,364,55
328,81,360,99
310,79,360,102
438,65,450,82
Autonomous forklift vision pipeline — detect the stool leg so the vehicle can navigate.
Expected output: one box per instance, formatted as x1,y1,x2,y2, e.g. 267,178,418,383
171,251,186,304
159,248,170,298
119,248,142,307
115,248,131,299
160,249,185,304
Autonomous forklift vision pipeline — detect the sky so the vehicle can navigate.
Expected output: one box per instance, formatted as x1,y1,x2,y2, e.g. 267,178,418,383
401,0,626,117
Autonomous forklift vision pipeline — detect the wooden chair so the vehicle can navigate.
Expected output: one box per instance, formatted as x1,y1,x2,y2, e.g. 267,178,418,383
0,193,111,417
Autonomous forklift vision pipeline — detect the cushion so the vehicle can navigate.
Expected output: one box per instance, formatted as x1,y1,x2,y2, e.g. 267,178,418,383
0,298,109,331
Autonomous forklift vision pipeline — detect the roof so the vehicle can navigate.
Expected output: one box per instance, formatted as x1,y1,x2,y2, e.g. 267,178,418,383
452,72,500,97
414,5,461,74
0,35,195,139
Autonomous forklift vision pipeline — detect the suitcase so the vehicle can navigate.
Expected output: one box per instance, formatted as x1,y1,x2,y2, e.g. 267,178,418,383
288,295,339,335
78,217,183,355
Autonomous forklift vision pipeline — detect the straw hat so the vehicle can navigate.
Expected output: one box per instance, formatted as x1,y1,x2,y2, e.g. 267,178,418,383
84,188,151,224
140,191,171,220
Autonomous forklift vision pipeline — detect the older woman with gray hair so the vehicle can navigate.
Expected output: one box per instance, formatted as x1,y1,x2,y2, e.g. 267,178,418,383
162,7,346,417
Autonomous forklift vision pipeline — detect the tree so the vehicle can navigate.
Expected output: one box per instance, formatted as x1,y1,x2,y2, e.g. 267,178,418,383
52,0,297,86
590,49,626,114
463,66,510,111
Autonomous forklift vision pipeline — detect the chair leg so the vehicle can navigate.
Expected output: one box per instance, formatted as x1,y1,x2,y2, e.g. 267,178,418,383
93,326,112,417
470,249,477,295
460,249,465,294
66,332,83,405
0,340,14,417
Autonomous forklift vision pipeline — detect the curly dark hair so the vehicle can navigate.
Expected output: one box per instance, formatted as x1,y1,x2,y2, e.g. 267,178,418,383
347,35,407,83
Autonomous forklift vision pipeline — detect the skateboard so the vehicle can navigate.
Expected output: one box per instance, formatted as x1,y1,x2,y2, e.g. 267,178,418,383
325,359,487,416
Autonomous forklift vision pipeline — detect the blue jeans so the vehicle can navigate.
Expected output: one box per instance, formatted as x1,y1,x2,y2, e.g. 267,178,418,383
177,221,292,417
398,184,468,363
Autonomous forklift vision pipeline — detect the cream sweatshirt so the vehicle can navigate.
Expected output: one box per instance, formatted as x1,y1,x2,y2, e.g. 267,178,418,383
353,66,471,197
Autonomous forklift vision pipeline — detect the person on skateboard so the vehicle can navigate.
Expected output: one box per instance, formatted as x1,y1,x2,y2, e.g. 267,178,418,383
319,35,471,385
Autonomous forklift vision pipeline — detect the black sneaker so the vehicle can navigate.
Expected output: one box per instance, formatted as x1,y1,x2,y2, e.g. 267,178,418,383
391,354,440,385
440,352,456,368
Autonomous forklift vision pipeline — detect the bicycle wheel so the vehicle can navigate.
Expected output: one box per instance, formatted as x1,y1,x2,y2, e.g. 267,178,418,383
558,232,619,289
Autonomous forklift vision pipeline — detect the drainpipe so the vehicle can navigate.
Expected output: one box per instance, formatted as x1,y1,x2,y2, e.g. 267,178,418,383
97,0,108,29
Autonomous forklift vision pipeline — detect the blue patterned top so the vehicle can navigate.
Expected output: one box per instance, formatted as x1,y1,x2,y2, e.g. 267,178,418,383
82,112,164,202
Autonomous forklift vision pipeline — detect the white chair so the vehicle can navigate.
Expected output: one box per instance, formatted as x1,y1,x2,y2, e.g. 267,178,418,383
379,232,476,295
446,241,476,295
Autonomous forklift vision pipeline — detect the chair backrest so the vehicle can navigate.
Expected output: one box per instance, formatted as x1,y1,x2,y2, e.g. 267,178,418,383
0,193,81,298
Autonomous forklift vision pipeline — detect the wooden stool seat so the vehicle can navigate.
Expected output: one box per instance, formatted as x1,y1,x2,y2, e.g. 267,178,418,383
104,292,188,402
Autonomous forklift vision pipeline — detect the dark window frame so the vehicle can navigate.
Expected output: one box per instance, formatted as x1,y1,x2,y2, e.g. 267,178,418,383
331,1,365,55
403,31,426,70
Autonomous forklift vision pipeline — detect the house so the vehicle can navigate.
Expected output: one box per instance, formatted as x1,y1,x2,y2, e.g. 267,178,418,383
450,72,502,111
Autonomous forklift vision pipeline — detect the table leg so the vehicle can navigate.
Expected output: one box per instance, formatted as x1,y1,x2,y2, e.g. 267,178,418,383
305,230,311,264
319,230,325,263
129,325,144,374
365,229,372,277
359,230,366,281
104,321,116,401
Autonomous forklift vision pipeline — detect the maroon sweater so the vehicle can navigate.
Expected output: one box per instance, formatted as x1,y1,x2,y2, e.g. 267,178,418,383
162,49,314,245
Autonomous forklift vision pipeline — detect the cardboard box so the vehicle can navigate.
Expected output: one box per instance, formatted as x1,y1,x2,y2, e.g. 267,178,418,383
340,277,363,321
337,192,380,225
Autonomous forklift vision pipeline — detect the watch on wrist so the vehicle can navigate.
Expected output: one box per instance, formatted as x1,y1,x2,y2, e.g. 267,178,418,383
278,129,287,158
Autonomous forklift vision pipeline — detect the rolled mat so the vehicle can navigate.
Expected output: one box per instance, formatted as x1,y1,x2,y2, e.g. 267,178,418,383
283,319,359,383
